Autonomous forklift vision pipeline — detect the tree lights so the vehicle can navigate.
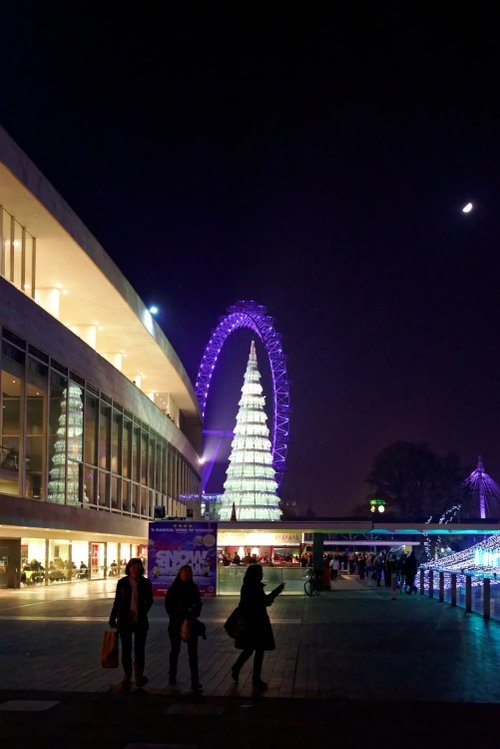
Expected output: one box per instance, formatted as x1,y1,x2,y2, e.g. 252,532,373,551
47,383,84,504
219,341,282,521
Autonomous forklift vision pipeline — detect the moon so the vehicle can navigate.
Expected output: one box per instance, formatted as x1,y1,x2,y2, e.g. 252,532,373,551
462,202,473,213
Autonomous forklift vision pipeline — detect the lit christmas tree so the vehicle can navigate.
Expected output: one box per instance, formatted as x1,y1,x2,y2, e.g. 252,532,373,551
219,340,282,521
48,383,84,504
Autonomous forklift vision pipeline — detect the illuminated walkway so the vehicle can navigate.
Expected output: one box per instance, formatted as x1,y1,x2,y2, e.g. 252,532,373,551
1,574,500,746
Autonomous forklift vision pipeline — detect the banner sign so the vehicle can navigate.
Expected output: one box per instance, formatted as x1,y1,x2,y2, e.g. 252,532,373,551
148,520,217,597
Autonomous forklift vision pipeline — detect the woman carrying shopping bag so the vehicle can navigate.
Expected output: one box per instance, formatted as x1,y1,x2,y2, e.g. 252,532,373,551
109,557,153,689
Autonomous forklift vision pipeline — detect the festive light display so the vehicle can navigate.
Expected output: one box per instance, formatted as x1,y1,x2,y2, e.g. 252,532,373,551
426,533,500,574
219,340,282,521
423,504,462,562
48,384,84,504
465,456,500,519
195,300,290,487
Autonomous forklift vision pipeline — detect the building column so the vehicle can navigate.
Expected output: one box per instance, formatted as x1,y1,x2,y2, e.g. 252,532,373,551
70,325,97,349
35,287,61,318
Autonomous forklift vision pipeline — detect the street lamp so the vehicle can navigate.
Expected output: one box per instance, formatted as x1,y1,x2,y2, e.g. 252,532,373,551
370,498,386,513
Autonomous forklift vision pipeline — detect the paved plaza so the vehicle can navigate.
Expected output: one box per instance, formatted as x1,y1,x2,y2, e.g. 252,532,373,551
1,574,500,747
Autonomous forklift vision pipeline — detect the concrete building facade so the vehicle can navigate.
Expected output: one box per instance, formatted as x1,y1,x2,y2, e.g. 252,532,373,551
0,126,201,587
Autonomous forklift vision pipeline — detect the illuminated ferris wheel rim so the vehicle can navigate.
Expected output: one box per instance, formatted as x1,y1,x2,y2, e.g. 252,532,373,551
195,300,290,487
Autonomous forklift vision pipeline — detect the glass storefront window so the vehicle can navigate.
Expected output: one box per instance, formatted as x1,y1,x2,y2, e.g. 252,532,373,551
20,538,46,585
107,542,119,578
72,540,89,579
47,539,75,583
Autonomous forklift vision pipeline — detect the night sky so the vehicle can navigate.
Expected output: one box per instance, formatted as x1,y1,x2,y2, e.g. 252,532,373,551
2,6,500,514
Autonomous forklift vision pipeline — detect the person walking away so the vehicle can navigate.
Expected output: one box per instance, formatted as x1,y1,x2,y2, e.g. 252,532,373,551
109,557,153,690
358,553,367,580
405,551,419,594
165,564,203,691
231,564,285,691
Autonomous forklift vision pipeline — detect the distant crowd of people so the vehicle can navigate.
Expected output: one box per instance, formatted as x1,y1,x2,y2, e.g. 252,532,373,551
321,549,420,594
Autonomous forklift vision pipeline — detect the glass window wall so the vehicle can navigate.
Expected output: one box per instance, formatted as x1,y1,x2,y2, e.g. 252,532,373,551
48,370,67,504
122,419,131,478
84,393,98,465
0,327,199,514
0,342,24,496
26,357,48,499
111,410,122,474
99,403,111,470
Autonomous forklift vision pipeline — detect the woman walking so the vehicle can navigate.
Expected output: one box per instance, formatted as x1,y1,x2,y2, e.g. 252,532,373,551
109,557,153,689
164,564,203,691
231,564,284,691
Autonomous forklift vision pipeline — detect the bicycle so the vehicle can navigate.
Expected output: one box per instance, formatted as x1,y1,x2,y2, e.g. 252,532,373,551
304,568,321,596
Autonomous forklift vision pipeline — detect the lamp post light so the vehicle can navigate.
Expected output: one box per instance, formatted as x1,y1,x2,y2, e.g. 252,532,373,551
370,498,386,514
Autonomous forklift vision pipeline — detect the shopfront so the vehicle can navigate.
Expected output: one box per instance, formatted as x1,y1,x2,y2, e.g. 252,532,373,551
0,535,148,587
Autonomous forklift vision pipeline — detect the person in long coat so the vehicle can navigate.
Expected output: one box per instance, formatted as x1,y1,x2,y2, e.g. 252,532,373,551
109,557,153,689
164,564,203,691
231,563,284,691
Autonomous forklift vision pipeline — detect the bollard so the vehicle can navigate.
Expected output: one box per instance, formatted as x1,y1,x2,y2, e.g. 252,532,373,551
451,573,457,607
483,578,490,620
465,575,472,613
391,572,398,600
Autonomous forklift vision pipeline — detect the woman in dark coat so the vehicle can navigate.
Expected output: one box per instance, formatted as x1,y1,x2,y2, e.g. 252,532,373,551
231,564,284,691
164,564,203,691
109,557,153,689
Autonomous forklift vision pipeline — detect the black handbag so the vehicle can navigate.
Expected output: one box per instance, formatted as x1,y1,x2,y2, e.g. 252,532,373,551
223,607,247,639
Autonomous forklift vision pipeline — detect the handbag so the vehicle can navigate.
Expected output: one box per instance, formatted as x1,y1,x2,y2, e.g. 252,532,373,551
223,606,247,639
180,618,192,642
101,629,119,668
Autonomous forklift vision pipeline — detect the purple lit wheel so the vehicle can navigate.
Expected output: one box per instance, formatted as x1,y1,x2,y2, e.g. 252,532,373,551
195,300,290,487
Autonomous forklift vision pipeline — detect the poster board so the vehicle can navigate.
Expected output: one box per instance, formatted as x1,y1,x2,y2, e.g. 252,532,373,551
148,520,217,597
